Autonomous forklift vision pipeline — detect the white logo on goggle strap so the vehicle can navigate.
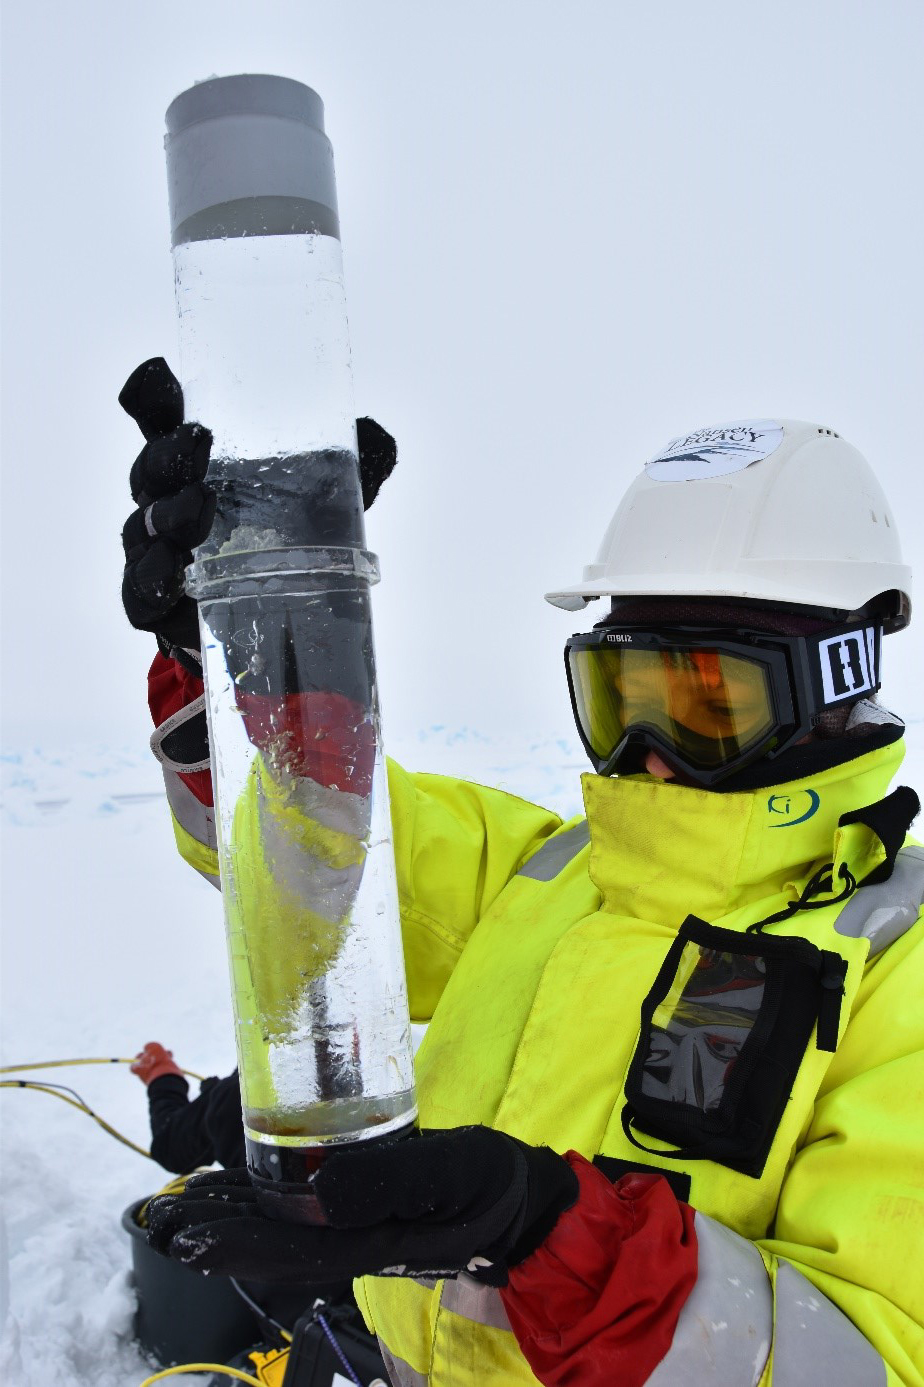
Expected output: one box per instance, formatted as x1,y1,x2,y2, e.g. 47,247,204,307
819,627,878,703
646,419,784,481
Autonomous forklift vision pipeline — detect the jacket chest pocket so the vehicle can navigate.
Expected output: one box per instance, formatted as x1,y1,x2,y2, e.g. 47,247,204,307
620,915,849,1178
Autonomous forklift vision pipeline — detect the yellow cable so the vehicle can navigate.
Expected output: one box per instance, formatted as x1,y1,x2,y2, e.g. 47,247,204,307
138,1364,263,1386
2,1066,268,1387
0,1057,206,1081
0,1080,151,1158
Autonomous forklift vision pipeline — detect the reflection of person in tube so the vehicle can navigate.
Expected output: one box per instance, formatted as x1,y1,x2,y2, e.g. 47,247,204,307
226,599,378,798
640,948,767,1110
205,598,380,1111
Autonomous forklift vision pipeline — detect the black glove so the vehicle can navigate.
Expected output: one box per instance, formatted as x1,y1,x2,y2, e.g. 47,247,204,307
147,1126,579,1287
119,358,214,665
355,415,398,510
119,358,398,668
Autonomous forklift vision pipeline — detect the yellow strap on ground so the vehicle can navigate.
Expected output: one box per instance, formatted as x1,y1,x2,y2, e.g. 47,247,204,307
138,1363,263,1387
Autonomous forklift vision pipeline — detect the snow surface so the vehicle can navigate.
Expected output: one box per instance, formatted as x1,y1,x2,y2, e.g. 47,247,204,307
1,724,922,1385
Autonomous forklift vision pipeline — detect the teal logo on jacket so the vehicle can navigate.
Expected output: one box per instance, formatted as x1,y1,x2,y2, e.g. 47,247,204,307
767,789,820,827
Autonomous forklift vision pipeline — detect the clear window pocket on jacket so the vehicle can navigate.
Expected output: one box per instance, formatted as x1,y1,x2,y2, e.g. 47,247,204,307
622,916,846,1177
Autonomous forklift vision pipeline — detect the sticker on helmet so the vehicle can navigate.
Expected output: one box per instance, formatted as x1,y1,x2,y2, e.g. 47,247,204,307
646,420,784,481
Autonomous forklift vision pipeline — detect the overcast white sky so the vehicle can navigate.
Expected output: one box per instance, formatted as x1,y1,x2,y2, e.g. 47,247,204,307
2,0,922,752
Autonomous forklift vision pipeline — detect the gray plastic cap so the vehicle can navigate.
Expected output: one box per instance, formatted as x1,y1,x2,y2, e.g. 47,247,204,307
164,74,340,245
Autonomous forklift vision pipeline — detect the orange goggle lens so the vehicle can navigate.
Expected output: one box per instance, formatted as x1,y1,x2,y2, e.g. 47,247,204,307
569,645,778,769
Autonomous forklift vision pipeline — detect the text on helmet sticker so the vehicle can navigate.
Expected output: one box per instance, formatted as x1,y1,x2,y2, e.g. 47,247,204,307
646,420,784,481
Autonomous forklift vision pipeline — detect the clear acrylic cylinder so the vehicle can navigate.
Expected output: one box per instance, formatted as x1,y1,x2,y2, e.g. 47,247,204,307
166,75,416,1219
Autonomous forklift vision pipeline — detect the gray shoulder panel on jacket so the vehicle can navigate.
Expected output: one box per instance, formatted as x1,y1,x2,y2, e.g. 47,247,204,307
835,845,924,957
517,821,590,881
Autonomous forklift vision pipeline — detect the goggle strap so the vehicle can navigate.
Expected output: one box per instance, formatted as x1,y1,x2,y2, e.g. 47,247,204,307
808,623,882,711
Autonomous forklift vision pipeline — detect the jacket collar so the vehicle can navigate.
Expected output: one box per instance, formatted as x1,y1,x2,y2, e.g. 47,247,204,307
582,739,906,926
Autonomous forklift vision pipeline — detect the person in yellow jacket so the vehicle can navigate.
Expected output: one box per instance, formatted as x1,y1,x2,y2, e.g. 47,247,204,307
128,410,923,1386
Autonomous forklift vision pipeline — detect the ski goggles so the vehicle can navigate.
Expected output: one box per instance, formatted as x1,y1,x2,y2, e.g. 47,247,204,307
565,621,882,786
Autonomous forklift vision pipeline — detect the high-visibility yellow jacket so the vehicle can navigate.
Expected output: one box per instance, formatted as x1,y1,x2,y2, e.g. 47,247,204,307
165,735,924,1386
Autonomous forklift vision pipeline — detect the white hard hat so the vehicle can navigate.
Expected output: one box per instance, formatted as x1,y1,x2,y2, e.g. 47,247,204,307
546,419,911,631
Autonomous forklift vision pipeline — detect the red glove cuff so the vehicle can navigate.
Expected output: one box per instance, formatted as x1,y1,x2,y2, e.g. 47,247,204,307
148,652,213,806
500,1152,698,1387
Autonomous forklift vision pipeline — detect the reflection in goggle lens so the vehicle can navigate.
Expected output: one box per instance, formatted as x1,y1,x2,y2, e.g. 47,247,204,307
570,646,776,770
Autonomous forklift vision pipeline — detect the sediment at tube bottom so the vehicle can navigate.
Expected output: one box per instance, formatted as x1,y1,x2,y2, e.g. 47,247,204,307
245,1087,416,1141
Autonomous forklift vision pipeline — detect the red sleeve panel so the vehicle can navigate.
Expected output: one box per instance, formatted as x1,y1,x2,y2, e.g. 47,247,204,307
148,652,214,807
501,1153,698,1387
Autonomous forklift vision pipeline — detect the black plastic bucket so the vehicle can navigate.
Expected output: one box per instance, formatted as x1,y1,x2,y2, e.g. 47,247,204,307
122,1198,262,1367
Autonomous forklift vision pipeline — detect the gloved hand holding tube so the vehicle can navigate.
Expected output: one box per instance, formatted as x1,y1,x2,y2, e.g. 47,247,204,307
147,1127,582,1286
119,359,214,670
119,355,397,671
136,72,417,1221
